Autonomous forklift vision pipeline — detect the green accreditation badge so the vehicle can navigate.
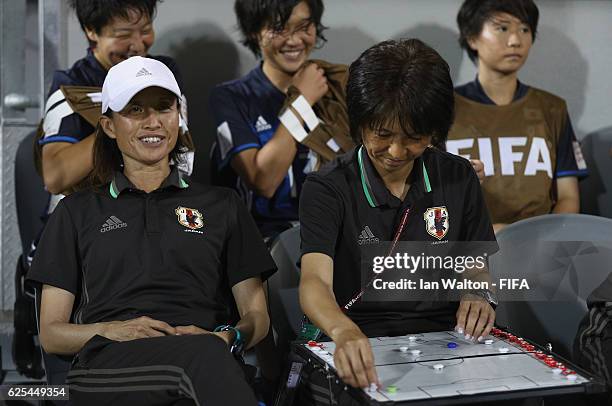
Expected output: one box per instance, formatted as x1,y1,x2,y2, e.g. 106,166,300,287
298,317,322,341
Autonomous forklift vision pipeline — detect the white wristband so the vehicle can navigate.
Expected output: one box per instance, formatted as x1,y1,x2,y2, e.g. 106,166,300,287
291,95,320,132
279,108,308,142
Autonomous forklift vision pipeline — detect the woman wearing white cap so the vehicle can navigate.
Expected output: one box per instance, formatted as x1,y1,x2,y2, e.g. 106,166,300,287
28,56,275,406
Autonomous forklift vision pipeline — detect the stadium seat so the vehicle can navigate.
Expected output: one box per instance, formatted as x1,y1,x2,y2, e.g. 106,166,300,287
579,126,612,218
13,130,48,380
15,130,48,257
14,130,74,390
489,214,612,361
268,226,302,354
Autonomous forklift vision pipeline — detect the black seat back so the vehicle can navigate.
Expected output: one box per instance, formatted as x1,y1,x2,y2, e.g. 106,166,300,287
12,130,48,379
490,213,612,360
579,127,612,218
15,130,48,257
268,227,303,354
14,130,73,385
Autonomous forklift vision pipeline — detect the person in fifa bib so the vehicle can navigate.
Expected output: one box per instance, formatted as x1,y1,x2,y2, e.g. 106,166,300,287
446,0,588,233
28,57,275,406
299,39,498,390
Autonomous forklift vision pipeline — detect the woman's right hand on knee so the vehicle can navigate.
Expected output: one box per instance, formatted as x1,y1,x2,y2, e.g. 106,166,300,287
100,316,177,341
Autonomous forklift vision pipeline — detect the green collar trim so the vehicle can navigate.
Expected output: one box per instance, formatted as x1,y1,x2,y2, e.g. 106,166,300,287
358,147,378,208
423,161,432,193
109,181,119,199
109,169,189,199
358,146,432,208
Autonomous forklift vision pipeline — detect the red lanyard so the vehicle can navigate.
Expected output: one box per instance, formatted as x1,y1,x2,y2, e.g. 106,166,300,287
342,207,411,311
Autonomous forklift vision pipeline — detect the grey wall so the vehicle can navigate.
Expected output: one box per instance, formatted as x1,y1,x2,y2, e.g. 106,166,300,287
65,0,612,184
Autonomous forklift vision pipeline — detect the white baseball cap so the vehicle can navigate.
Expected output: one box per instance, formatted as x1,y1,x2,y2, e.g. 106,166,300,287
101,56,182,113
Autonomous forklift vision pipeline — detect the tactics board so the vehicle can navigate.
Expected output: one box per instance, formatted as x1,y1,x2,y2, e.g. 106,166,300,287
298,328,602,404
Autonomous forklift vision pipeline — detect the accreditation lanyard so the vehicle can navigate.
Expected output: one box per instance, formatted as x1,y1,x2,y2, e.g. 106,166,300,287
342,207,411,311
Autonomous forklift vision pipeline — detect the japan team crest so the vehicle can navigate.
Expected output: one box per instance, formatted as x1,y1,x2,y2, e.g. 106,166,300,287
175,206,204,230
424,206,449,240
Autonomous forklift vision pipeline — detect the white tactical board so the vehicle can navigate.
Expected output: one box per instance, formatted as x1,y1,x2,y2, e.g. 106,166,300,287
302,330,591,403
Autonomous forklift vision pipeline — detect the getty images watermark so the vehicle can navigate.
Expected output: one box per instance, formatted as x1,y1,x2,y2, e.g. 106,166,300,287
357,241,595,302
371,251,528,292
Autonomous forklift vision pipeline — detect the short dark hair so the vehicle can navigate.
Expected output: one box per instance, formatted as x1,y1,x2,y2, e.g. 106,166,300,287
86,106,193,190
457,0,539,62
69,0,160,35
234,0,327,57
346,39,454,147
